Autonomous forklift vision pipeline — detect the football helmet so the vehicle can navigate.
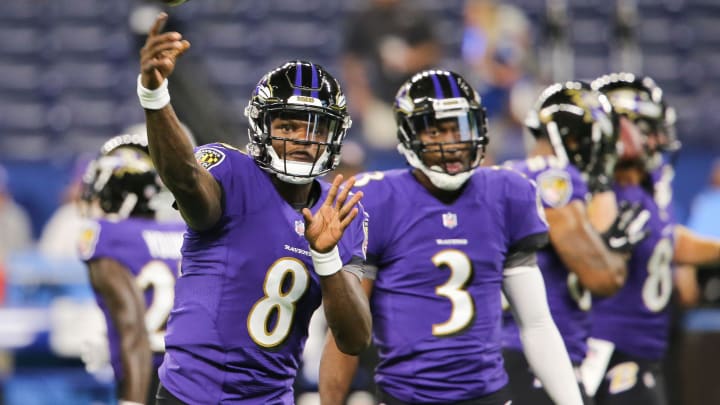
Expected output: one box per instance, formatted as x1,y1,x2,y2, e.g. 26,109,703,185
591,72,679,167
525,81,618,192
244,60,352,184
82,142,163,219
394,70,488,190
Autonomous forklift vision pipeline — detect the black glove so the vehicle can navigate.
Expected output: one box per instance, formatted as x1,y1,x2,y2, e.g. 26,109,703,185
601,201,651,253
587,172,614,194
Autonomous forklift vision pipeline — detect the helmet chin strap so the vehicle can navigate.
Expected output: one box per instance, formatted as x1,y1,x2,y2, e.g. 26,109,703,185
397,144,474,191
267,147,325,184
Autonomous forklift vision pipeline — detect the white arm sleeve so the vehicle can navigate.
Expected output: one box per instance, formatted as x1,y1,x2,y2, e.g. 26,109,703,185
502,265,583,405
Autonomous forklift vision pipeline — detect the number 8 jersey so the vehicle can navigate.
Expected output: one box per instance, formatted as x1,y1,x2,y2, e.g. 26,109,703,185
79,216,185,382
591,184,675,361
160,144,367,404
355,167,548,403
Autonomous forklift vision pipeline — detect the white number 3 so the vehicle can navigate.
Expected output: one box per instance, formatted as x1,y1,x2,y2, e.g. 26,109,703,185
432,250,474,336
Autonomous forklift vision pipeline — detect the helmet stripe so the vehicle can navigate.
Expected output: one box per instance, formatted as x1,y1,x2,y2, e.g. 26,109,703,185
310,62,319,98
293,61,303,95
430,73,444,99
446,74,461,98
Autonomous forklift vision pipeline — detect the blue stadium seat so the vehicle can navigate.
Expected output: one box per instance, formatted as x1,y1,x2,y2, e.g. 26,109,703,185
199,21,270,57
52,96,119,133
0,0,47,23
49,0,129,24
0,27,47,58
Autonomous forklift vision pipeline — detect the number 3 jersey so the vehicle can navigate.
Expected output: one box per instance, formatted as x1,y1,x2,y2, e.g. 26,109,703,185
160,144,367,404
591,184,675,361
501,157,591,364
79,217,185,382
355,167,548,403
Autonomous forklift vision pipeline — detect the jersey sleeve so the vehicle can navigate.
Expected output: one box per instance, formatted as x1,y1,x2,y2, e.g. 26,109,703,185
351,171,390,267
78,220,125,263
193,143,251,216
503,170,549,252
535,165,589,209
78,219,102,261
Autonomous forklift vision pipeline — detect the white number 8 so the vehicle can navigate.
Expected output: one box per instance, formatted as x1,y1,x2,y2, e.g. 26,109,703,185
642,238,673,312
248,258,310,348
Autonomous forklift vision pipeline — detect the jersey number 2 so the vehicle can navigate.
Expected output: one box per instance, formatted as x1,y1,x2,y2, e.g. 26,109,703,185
136,260,176,352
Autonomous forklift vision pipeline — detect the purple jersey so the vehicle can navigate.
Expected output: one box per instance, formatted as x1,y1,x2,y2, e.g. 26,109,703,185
159,144,367,404
592,184,674,360
501,156,591,364
355,167,548,403
79,217,184,382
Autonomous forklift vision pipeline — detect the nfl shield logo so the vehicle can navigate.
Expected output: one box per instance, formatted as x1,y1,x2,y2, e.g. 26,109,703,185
294,220,305,236
442,212,458,229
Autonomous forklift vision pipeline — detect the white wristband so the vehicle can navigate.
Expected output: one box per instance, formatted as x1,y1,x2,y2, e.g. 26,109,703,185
310,246,343,277
119,400,144,405
137,74,170,110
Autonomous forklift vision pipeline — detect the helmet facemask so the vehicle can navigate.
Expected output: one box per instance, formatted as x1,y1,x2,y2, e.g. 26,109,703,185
398,97,488,190
592,73,680,170
530,83,619,193
247,105,349,184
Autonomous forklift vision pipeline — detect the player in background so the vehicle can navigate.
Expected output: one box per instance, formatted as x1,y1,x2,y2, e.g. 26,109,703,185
583,76,720,404
320,69,583,405
79,134,185,405
591,73,680,220
138,13,371,404
501,81,649,405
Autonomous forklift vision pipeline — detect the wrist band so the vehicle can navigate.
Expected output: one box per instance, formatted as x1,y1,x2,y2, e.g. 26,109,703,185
119,400,144,405
310,246,343,277
137,74,170,110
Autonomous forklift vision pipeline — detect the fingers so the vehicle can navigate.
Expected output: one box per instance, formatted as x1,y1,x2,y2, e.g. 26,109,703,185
301,208,313,224
149,12,168,37
323,174,343,208
141,13,190,87
339,208,359,230
334,176,356,210
338,190,363,221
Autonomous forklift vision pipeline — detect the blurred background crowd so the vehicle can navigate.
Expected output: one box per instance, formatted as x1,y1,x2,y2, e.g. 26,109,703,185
1,0,720,404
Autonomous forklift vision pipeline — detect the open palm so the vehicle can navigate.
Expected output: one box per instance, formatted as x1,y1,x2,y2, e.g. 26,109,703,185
303,175,363,253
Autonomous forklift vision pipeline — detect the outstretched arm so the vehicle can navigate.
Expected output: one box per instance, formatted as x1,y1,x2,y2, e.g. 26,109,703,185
88,258,150,404
139,13,222,231
503,265,583,405
320,278,374,405
303,175,372,355
547,200,629,296
674,225,720,265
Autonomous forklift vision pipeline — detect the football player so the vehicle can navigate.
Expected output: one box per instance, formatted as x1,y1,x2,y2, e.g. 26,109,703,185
500,81,649,404
585,74,720,404
138,13,371,404
80,134,185,405
320,69,583,405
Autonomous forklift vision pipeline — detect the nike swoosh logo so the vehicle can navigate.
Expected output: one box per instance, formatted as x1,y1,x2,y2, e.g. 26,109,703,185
608,237,626,248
